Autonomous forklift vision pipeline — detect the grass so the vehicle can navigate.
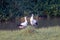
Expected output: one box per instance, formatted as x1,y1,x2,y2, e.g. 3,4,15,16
0,26,60,40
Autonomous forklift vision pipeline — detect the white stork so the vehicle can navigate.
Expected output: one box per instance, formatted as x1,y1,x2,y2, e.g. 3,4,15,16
19,16,28,28
30,14,38,26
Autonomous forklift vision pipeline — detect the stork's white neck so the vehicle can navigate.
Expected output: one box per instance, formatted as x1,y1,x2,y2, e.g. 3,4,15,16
31,14,34,20
24,17,27,22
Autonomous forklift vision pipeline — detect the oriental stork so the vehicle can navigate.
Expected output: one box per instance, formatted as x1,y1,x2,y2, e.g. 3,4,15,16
19,16,28,29
30,14,38,26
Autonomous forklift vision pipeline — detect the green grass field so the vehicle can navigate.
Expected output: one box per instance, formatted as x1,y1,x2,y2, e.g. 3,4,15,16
0,26,60,40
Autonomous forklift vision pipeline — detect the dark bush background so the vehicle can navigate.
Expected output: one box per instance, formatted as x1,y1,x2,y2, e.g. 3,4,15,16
0,0,60,22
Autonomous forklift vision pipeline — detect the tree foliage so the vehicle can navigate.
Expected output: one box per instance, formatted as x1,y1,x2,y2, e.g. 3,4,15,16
0,0,60,21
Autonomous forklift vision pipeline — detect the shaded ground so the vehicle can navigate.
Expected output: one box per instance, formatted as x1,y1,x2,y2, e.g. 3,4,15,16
38,18,60,28
0,17,60,30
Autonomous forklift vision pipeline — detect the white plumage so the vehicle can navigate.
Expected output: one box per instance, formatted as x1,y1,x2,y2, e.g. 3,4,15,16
19,16,28,28
30,14,37,26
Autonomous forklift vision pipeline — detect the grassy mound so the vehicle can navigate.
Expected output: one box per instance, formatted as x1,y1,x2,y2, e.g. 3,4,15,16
0,26,60,40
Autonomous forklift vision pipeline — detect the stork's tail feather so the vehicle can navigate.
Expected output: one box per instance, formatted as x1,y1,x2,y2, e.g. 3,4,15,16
35,22,38,25
17,24,22,26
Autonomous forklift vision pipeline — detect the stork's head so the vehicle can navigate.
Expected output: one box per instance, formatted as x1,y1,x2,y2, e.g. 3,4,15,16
24,16,27,19
32,14,34,16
